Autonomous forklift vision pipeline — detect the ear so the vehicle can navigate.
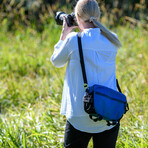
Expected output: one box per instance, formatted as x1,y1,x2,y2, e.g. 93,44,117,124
76,14,80,23
77,16,84,25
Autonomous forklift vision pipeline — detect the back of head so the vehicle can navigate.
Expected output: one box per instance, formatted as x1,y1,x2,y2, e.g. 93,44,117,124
75,0,122,48
75,0,100,22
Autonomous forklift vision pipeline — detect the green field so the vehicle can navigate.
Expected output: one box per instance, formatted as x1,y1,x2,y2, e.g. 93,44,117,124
0,21,148,147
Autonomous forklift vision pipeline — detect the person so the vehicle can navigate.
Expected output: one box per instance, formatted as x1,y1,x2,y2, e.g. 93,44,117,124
51,0,122,147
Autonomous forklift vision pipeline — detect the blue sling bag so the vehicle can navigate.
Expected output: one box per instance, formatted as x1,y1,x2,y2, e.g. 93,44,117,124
77,33,129,126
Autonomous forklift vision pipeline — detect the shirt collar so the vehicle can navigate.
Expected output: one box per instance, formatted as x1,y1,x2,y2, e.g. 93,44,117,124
83,28,101,33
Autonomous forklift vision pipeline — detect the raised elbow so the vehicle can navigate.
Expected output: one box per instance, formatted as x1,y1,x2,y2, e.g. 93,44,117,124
50,56,64,68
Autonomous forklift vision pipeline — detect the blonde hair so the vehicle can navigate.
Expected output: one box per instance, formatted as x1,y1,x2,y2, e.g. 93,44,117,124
75,0,122,48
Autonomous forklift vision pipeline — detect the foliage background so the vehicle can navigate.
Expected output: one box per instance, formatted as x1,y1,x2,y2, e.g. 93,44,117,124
0,0,148,31
0,0,148,147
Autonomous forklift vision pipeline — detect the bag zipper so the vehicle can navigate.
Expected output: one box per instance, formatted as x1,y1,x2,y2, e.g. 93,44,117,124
95,92,126,104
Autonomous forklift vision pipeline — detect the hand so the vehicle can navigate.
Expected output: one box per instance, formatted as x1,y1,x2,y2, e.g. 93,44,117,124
60,16,78,41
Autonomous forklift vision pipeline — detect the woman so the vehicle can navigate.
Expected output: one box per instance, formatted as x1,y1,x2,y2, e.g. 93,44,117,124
51,0,121,147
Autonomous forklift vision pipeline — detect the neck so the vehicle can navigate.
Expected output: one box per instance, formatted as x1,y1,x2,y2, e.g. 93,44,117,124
81,22,95,30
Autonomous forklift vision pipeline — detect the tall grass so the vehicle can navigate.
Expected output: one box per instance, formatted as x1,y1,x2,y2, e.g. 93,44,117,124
0,20,148,147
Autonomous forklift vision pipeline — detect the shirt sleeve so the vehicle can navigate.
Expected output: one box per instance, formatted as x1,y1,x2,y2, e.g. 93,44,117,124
50,37,71,68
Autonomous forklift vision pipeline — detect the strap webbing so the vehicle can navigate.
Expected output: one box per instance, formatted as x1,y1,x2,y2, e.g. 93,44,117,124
78,32,88,85
116,79,122,93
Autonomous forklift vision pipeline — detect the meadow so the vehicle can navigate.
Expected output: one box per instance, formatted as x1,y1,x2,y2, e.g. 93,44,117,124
0,20,148,147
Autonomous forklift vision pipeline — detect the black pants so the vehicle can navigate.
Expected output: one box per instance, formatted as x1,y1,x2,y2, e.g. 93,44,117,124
64,121,120,148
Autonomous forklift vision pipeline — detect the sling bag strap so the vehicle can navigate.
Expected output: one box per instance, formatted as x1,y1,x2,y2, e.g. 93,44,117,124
78,32,88,89
77,32,122,92
78,32,129,125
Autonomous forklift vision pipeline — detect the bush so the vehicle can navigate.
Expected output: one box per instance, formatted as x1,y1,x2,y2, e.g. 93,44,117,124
0,0,148,31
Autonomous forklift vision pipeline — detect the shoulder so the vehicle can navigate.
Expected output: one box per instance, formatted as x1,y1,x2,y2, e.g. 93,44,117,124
66,32,78,41
64,32,78,47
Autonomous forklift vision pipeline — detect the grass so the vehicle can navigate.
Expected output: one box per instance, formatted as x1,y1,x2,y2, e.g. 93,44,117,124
0,20,148,147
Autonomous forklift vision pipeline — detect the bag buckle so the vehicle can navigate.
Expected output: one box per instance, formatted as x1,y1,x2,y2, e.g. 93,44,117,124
83,83,88,91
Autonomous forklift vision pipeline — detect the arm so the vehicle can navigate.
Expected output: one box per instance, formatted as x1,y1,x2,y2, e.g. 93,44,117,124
50,17,77,68
50,38,71,67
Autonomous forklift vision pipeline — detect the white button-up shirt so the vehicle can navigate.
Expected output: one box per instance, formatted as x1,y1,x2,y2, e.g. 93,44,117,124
51,28,118,133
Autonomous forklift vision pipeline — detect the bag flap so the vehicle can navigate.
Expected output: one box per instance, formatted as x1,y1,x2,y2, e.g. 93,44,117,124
93,84,127,103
